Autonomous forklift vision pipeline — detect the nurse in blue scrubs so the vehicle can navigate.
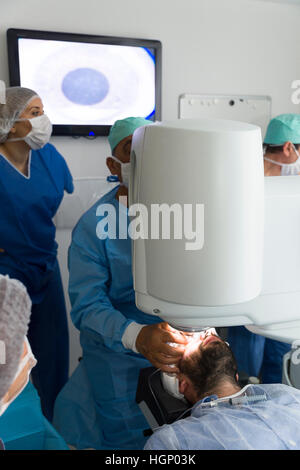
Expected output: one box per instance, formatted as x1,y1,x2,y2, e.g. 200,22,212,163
0,87,74,421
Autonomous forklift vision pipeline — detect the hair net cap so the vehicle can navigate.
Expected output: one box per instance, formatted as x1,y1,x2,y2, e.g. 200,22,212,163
264,114,300,145
108,117,151,153
0,87,39,144
0,275,31,401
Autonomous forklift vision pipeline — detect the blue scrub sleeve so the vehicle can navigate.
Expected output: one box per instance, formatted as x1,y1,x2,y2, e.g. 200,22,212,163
68,239,134,354
62,157,74,194
50,145,74,194
45,144,74,194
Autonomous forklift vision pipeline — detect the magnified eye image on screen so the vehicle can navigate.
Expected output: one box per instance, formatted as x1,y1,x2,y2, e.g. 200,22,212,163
18,38,156,125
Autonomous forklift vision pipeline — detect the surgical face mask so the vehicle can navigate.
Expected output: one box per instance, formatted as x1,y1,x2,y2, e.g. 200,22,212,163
7,114,52,150
0,337,37,417
110,155,130,188
264,144,300,176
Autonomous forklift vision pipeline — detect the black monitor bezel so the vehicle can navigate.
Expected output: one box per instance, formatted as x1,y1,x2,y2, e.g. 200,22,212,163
7,28,162,137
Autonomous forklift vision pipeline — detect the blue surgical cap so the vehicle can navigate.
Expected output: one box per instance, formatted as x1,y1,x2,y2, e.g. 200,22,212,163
264,114,300,145
108,117,151,153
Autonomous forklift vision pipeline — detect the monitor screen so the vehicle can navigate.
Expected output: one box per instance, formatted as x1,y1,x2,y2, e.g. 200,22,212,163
7,29,162,137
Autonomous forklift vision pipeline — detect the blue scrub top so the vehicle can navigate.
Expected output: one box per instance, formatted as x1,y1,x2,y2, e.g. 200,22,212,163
0,382,69,450
0,143,73,300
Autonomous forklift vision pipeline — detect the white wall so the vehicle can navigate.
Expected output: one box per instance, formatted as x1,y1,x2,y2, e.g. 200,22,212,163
1,0,300,373
1,0,300,177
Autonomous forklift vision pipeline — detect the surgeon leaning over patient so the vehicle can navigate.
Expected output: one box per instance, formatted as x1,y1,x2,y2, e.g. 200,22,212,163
53,117,188,450
228,114,300,384
0,87,74,421
145,331,300,450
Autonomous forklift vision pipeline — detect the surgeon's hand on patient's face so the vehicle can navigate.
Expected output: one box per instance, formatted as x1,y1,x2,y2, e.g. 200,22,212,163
135,322,188,373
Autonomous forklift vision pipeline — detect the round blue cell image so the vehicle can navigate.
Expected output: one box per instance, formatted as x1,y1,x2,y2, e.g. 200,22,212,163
61,67,110,105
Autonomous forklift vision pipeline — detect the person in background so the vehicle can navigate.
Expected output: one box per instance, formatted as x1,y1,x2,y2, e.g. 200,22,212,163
263,114,300,176
145,331,300,450
0,274,68,450
227,114,300,384
53,117,188,450
0,275,32,419
0,87,74,421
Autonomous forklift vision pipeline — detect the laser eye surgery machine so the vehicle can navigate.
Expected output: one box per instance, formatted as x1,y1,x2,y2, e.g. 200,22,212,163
129,118,300,430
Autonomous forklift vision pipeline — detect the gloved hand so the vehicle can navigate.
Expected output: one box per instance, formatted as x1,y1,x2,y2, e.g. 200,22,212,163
135,322,188,373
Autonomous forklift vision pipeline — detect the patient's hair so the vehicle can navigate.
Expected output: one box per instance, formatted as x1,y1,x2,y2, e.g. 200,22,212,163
178,339,239,400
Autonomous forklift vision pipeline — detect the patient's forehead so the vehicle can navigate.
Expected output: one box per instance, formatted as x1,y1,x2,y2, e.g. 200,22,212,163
183,335,202,359
183,331,223,360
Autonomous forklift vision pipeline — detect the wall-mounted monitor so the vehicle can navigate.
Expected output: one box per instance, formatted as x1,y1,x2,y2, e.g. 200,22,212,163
7,28,162,137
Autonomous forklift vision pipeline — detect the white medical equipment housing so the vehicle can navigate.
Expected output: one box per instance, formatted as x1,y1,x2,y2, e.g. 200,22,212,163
130,119,265,332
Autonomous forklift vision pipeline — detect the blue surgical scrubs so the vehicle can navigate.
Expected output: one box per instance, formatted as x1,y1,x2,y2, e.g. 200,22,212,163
0,382,69,450
0,143,73,421
53,186,162,450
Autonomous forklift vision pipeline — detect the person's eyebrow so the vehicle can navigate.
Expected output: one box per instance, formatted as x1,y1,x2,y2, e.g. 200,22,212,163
28,106,41,110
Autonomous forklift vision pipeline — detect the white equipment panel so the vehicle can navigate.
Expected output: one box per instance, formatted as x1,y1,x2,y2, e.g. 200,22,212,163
179,94,271,138
131,119,265,331
55,177,117,229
